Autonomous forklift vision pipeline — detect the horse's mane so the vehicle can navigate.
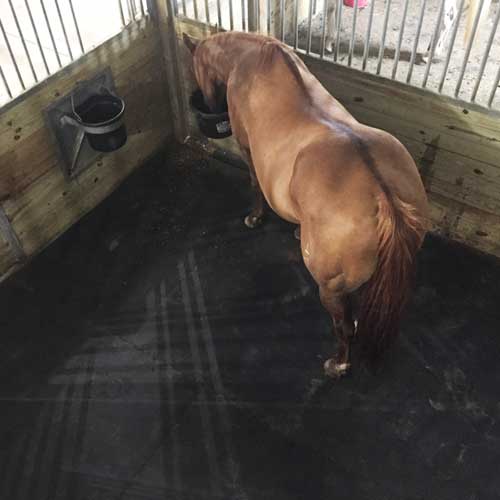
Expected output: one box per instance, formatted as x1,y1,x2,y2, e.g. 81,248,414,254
259,41,311,102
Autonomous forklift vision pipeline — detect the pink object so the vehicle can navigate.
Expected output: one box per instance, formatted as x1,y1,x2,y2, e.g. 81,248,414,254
343,0,368,7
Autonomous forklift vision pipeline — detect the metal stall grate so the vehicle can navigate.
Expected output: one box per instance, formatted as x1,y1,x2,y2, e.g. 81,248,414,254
0,0,149,106
174,0,500,110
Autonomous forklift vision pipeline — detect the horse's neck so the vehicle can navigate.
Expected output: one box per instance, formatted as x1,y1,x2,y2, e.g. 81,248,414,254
206,33,263,83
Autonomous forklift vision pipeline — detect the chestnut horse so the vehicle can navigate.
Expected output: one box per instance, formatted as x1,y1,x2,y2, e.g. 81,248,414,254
184,32,428,377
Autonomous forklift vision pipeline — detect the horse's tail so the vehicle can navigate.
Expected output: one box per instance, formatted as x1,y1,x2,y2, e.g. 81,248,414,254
356,192,426,363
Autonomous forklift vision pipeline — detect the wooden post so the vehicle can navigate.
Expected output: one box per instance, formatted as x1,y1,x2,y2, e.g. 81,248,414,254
150,0,188,141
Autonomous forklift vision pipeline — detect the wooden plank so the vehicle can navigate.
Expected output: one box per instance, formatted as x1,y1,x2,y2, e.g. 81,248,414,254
3,125,167,258
304,57,500,165
0,20,172,280
153,0,189,141
0,19,168,200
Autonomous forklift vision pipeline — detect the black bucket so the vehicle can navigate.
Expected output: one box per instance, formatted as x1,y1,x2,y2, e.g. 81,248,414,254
74,94,127,152
190,89,231,139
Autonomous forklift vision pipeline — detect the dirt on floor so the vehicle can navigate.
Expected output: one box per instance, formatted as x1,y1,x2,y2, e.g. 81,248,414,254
1,144,500,499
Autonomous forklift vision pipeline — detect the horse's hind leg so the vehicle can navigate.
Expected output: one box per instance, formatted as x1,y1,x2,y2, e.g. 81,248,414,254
319,284,355,378
241,147,267,228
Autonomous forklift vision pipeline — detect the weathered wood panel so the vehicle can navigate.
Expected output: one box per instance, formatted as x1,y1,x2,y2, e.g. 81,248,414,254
174,19,500,258
0,19,168,199
0,19,173,282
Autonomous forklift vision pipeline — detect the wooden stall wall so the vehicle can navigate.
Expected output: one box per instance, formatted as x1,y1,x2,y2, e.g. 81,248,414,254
0,18,173,282
174,18,500,259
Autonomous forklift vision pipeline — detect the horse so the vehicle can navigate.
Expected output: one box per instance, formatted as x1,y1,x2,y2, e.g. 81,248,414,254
183,31,429,377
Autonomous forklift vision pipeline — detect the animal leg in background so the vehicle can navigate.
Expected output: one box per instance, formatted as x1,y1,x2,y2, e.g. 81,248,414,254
241,148,267,228
424,0,458,61
325,0,338,53
319,280,355,378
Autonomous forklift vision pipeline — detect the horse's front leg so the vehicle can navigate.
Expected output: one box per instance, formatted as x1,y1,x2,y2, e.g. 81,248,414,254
241,148,267,229
319,283,355,378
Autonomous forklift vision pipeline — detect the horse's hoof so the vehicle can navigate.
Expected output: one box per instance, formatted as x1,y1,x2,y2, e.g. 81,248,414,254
324,359,350,378
244,215,263,228
294,226,301,240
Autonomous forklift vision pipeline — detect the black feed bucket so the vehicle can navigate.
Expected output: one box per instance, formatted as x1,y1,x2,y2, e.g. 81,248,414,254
190,89,232,139
74,93,127,152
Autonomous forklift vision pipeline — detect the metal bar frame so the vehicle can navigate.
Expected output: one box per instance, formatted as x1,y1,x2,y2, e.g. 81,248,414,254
40,0,62,68
7,0,38,82
0,64,13,99
407,0,427,84
361,0,375,71
376,0,392,75
24,0,50,76
422,0,447,88
473,4,500,102
488,64,500,108
391,0,409,80
437,0,465,92
348,0,359,67
118,0,126,25
306,0,314,54
334,0,343,62
68,0,85,53
455,0,485,97
54,0,74,60
0,17,26,89
320,0,329,57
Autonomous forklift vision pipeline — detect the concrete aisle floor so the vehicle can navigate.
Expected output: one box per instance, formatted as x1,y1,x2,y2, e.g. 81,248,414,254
1,145,500,500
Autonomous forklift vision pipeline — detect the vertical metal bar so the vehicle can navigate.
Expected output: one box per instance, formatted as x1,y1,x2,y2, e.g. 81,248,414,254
280,0,285,40
422,0,446,87
362,0,376,70
0,17,25,89
334,0,343,62
0,65,12,99
216,0,222,26
125,0,132,20
267,0,271,34
118,0,126,25
130,0,137,18
376,0,391,75
248,0,258,31
24,0,50,76
306,0,314,54
139,0,146,16
293,0,299,50
348,0,359,66
455,0,485,97
407,0,427,84
54,0,74,60
229,0,234,29
242,0,247,31
68,0,85,53
40,0,62,68
320,0,329,57
204,0,211,23
7,0,38,82
438,0,465,92
487,64,500,108
472,2,500,102
391,0,409,79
